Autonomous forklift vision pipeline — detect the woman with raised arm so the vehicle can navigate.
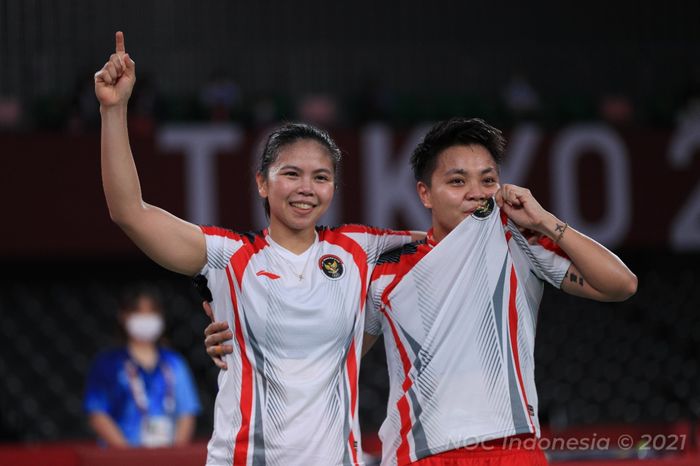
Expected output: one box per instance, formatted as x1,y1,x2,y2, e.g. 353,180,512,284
95,31,420,466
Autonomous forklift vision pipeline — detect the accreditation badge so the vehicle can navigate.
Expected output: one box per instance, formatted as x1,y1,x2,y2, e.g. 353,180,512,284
141,415,174,447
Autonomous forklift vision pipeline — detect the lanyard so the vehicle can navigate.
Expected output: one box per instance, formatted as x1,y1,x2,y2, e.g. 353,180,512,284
124,357,175,415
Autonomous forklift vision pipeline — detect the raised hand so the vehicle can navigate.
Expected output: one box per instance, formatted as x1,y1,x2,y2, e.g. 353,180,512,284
94,31,136,107
495,184,555,236
495,188,637,300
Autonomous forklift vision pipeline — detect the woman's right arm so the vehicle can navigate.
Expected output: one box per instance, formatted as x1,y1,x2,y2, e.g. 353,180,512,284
97,32,205,275
88,412,129,448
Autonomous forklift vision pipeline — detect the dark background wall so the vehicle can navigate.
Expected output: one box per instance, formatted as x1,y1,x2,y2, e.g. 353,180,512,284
2,1,700,125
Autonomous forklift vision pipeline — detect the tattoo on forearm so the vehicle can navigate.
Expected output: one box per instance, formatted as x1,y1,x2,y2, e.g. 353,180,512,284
565,272,584,286
554,222,568,243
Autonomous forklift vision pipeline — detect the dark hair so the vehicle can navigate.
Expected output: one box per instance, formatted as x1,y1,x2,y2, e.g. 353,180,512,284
410,117,506,185
115,284,165,343
118,284,164,315
259,122,342,217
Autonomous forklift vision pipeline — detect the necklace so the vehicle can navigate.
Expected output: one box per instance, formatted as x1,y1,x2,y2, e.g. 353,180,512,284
267,231,317,281
276,250,313,281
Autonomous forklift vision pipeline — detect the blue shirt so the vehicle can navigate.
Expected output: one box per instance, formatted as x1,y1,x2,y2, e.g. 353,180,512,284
84,347,201,446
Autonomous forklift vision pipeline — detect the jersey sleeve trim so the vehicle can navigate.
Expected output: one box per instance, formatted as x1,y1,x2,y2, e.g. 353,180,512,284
536,236,569,259
330,224,411,236
200,225,242,240
505,220,571,288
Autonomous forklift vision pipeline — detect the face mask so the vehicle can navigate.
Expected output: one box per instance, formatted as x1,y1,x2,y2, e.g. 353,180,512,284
125,314,164,343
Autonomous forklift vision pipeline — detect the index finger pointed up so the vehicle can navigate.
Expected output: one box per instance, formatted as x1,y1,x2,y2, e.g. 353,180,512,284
115,31,126,54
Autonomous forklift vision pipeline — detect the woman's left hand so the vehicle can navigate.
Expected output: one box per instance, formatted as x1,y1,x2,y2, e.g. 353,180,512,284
203,302,233,370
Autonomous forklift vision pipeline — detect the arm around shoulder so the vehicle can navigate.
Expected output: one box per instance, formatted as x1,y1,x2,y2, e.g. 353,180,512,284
362,332,380,358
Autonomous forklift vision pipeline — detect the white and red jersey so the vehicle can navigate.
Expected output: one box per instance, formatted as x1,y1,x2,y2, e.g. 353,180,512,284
366,205,571,466
199,224,412,466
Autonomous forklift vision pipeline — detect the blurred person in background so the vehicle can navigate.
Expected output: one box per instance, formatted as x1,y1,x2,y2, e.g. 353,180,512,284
84,285,200,447
199,69,241,121
296,92,340,127
500,72,540,121
67,74,101,133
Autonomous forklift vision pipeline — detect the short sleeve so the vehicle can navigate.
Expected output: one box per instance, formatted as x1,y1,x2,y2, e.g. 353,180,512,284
334,225,413,264
506,221,571,289
83,354,112,414
199,226,246,275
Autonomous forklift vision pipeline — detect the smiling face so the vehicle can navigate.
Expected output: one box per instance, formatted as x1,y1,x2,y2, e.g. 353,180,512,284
256,139,335,240
417,144,500,242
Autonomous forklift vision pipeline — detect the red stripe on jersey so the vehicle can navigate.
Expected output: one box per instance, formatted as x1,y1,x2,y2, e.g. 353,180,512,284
347,431,359,465
537,236,569,259
334,224,411,237
499,212,514,242
200,225,238,238
319,228,369,309
320,227,373,464
226,265,254,465
381,305,415,466
507,265,536,432
373,243,432,465
231,235,269,287
425,229,437,247
200,226,271,287
373,243,431,306
500,213,567,258
372,246,431,465
345,340,360,465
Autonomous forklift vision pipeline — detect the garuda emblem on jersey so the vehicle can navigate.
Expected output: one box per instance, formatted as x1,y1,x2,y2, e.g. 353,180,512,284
473,197,495,219
319,254,344,280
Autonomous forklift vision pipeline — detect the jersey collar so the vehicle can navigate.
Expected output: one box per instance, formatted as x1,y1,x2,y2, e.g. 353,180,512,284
425,228,437,248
